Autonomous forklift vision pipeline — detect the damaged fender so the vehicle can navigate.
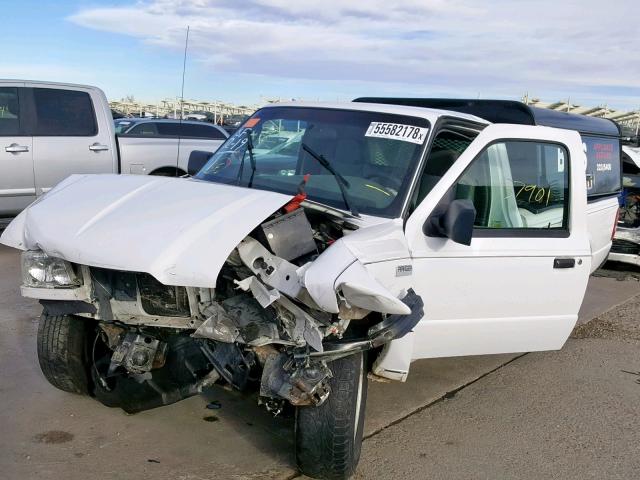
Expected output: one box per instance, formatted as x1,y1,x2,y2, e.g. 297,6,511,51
304,219,413,316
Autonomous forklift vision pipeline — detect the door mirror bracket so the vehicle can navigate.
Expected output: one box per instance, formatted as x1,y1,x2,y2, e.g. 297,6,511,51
423,199,476,246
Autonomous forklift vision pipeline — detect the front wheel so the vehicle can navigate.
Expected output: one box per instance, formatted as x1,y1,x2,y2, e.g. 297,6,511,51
37,313,93,395
295,352,368,480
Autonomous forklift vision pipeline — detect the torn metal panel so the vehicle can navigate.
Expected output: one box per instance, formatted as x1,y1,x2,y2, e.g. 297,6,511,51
237,237,303,299
303,238,357,313
274,295,324,352
338,218,410,264
235,276,280,308
259,208,317,260
193,303,240,343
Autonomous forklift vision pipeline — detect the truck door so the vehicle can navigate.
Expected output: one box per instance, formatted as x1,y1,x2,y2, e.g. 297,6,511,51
0,85,35,216
29,86,115,195
405,124,591,359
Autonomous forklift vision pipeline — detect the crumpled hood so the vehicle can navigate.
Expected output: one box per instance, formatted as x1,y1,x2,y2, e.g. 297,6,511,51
0,174,291,287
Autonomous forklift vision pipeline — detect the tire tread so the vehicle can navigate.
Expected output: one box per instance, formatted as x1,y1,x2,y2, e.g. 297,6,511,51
37,314,90,394
296,352,367,479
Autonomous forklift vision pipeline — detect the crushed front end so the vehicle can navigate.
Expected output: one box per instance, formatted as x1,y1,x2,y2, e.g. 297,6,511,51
20,205,423,414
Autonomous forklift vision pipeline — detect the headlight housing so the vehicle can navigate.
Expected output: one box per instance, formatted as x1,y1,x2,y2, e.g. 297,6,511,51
21,250,81,288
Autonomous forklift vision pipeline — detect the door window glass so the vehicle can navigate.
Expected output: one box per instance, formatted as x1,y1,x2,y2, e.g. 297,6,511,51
127,122,158,136
182,123,227,139
33,88,97,136
0,87,20,136
156,122,183,136
452,140,569,230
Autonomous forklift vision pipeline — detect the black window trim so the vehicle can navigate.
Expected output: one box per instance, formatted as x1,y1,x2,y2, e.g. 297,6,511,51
402,116,487,220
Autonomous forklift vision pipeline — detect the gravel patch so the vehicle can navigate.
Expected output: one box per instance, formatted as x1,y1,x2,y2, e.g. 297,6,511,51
572,294,640,341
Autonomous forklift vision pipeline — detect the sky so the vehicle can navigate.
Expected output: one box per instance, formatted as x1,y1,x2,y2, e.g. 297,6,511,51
1,0,639,110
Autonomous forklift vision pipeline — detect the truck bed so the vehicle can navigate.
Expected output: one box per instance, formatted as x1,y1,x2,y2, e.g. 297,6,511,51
587,196,619,272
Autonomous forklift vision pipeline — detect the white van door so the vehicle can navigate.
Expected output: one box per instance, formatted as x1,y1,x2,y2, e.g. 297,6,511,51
29,86,115,195
405,124,591,359
0,85,35,216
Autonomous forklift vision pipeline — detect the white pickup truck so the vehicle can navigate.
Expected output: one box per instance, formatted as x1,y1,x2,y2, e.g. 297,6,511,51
0,100,621,480
0,80,228,222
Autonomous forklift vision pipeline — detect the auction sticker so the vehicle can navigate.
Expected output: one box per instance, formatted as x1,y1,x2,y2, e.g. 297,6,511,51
365,122,428,144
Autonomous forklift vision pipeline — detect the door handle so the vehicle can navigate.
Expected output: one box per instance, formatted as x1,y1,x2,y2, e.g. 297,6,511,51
89,143,109,151
553,258,576,269
5,143,29,153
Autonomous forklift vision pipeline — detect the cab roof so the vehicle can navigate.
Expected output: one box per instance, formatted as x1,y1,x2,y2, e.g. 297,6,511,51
259,101,489,126
355,97,621,137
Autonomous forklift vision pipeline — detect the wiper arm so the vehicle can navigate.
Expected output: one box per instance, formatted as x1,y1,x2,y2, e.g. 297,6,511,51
236,128,257,188
246,129,257,188
301,143,360,217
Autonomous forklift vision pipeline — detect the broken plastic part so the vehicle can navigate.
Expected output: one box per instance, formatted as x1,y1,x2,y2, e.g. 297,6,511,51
337,261,410,315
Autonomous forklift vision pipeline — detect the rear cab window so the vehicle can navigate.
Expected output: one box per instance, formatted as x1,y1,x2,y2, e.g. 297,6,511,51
32,88,97,136
582,136,621,197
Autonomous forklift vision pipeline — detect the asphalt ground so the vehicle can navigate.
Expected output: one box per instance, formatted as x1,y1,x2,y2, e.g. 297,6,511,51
0,243,638,479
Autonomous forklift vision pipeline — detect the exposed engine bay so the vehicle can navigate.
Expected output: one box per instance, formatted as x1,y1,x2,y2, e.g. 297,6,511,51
41,204,423,413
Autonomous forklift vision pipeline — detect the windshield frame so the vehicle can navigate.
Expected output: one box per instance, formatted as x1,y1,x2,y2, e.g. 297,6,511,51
195,106,432,219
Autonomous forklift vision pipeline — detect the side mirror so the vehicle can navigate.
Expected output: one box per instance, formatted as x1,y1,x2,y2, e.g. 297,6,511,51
187,150,213,176
423,199,476,246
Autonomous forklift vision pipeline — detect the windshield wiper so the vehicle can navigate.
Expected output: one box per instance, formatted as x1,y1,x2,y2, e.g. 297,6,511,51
246,129,257,188
301,143,360,217
236,128,257,188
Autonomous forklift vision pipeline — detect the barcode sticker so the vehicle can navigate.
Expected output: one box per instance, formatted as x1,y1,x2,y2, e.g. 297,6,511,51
365,122,429,144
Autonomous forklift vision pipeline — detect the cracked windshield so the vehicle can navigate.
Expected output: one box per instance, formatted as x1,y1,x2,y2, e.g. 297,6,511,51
196,107,429,217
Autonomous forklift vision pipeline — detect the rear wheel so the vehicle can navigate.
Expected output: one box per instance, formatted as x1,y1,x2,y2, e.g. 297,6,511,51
295,352,368,480
37,313,92,395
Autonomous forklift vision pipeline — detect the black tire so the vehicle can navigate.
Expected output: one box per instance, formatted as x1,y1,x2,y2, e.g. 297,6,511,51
295,352,368,480
37,313,92,395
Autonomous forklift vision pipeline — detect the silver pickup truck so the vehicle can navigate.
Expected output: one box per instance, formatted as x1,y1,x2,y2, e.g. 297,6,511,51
0,80,228,222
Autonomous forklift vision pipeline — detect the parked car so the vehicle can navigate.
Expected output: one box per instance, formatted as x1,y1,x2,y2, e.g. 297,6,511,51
0,80,228,222
1,100,621,480
115,118,229,176
609,144,640,266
